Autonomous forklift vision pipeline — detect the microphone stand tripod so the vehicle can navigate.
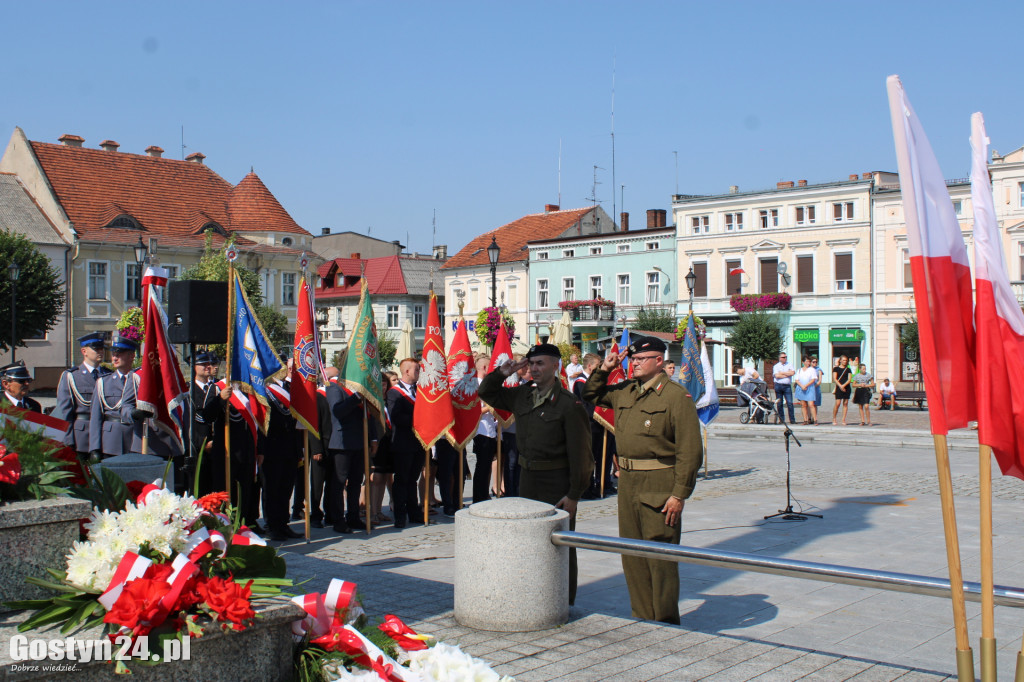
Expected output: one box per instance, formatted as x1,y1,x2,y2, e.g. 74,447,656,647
764,404,822,522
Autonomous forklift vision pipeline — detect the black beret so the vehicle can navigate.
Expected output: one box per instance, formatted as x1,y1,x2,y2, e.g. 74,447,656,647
525,343,561,360
626,335,667,356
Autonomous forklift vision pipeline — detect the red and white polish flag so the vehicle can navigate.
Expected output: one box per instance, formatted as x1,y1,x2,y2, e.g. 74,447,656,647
886,75,976,434
971,112,1024,479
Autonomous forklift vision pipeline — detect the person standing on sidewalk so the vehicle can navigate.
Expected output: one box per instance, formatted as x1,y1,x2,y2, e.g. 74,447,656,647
852,363,875,426
832,355,852,425
812,357,824,421
772,352,796,423
793,356,818,425
583,335,702,625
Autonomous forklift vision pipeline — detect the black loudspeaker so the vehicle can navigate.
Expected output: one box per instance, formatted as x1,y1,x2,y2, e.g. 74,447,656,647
167,280,228,344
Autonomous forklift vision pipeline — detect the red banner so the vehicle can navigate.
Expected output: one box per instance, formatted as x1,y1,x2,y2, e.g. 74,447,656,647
485,319,517,428
136,270,188,451
593,342,625,433
412,294,454,450
289,276,320,438
445,318,481,450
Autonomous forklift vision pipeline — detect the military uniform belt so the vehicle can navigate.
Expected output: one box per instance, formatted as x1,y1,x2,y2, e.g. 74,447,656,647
103,415,123,423
618,456,674,471
75,414,91,421
519,458,569,471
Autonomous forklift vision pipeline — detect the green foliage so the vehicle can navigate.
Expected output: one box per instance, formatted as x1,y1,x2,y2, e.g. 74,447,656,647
0,416,73,502
899,316,919,355
377,327,398,369
0,230,65,353
556,342,581,366
255,303,290,352
634,306,677,334
728,311,784,364
68,466,130,513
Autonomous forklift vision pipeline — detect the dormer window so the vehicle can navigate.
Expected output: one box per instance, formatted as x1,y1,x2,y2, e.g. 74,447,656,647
200,222,227,236
106,215,141,230
281,237,294,247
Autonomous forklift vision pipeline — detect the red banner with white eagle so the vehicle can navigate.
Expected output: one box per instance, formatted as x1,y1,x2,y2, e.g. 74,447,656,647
485,319,517,428
412,294,454,450
289,276,320,438
445,318,481,450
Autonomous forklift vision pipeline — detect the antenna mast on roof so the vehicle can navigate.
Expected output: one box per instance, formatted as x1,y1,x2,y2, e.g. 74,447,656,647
611,55,616,230
432,209,436,249
588,165,605,207
557,138,562,208
180,125,187,160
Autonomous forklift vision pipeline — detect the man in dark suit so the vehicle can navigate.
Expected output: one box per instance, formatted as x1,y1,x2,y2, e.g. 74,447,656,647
307,370,337,528
89,335,139,459
386,357,425,528
0,362,42,412
55,332,111,460
261,380,302,541
325,375,377,534
185,351,231,496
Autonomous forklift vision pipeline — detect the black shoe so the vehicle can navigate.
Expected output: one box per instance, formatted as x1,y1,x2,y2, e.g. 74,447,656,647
443,508,456,518
249,522,268,535
332,523,352,534
604,484,617,495
312,519,325,529
581,488,600,500
283,526,303,538
394,518,407,529
267,528,290,542
345,517,362,531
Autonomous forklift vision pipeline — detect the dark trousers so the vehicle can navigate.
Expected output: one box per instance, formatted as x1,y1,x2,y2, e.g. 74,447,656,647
471,435,497,503
260,454,294,532
591,426,616,490
308,455,332,523
501,432,520,497
435,440,460,513
329,449,364,528
392,445,425,523
292,465,304,517
775,384,796,422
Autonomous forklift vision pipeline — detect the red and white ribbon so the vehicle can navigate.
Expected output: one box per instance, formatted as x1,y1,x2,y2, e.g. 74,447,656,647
98,552,153,610
290,578,361,638
312,626,413,681
184,527,228,561
158,554,199,614
231,525,267,547
135,480,165,506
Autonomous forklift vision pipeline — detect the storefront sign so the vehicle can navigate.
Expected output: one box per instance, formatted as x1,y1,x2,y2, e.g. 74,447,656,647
702,315,740,327
793,329,819,343
829,328,864,342
581,332,598,341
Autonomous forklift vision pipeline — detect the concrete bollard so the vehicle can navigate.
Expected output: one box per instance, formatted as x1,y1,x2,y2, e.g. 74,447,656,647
454,497,569,631
92,453,174,491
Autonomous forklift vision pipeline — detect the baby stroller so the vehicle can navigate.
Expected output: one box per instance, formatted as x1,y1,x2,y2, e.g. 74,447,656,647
737,380,775,424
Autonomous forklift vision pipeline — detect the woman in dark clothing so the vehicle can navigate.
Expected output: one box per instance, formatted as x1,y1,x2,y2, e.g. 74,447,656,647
831,355,852,426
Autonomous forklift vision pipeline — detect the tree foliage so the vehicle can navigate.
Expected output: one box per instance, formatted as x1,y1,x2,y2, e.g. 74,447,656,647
377,328,399,370
0,230,65,352
633,306,677,334
728,311,784,364
899,316,919,355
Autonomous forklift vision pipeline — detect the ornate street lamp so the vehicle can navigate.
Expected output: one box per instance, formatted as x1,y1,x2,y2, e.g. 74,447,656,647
487,236,500,308
685,266,697,312
133,237,148,304
8,260,20,363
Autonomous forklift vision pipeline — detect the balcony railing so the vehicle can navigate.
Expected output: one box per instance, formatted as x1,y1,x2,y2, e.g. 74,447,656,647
570,306,616,322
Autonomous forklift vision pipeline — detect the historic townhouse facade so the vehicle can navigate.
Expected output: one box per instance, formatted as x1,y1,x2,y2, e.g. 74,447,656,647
673,174,892,387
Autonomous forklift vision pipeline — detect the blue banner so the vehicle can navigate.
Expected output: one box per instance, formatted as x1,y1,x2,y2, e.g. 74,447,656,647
679,313,705,404
229,271,286,416
618,328,631,376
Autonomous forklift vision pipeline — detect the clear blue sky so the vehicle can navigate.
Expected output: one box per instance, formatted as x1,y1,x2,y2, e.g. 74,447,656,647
2,2,1020,256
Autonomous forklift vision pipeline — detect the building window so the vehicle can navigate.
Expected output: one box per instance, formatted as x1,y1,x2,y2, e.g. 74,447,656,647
336,306,344,324
563,249,575,258
692,263,707,298
617,274,630,304
562,277,575,302
437,303,445,322
726,260,742,295
797,255,814,293
590,246,601,256
832,202,855,222
88,262,108,300
281,272,296,305
537,279,549,308
617,244,630,253
386,305,399,328
691,216,710,234
952,200,963,217
506,283,518,308
903,250,913,289
645,241,660,250
646,272,660,304
159,265,179,303
725,212,744,231
795,205,816,225
835,253,854,291
590,275,602,299
413,304,424,328
281,237,294,247
538,252,549,260
106,215,141,230
1019,182,1024,208
759,209,779,229
125,263,142,302
759,257,779,293
469,287,479,311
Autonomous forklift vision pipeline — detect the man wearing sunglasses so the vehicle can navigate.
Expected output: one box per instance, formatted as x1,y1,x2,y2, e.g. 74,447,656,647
0,361,41,412
583,335,702,625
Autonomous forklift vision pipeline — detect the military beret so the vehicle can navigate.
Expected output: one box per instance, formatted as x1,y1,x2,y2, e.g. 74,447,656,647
111,335,139,352
525,343,561,360
78,332,107,348
626,335,667,356
0,361,32,382
195,351,220,365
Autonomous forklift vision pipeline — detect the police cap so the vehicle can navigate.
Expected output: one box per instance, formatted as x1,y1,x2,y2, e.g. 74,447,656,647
0,361,32,382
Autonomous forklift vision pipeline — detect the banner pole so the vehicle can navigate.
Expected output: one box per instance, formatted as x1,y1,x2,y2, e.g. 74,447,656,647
932,434,974,682
363,404,371,536
496,424,503,497
600,429,607,497
423,445,430,526
303,430,312,543
141,421,149,460
457,446,464,510
978,444,996,682
703,426,709,478
224,265,234,496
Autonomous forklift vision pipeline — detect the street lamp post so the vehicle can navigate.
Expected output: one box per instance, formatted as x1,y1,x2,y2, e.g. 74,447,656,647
8,260,20,363
486,236,500,308
133,237,149,305
685,266,697,313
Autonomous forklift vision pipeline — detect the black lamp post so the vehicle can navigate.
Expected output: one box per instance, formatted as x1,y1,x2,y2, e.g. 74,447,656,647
685,266,697,313
487,236,500,308
8,260,19,363
133,237,148,304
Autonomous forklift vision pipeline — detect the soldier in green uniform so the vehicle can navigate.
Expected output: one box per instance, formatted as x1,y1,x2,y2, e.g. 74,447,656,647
583,335,702,624
478,343,593,605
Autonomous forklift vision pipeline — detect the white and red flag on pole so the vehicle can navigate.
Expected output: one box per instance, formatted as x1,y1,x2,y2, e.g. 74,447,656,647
445,318,481,450
136,267,189,451
593,342,626,432
886,76,976,434
289,276,320,438
412,294,454,450
485,319,517,428
971,112,1024,479
215,379,267,444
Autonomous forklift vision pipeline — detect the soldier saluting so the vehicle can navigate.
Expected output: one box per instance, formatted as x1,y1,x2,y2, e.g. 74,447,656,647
88,335,139,460
55,332,111,460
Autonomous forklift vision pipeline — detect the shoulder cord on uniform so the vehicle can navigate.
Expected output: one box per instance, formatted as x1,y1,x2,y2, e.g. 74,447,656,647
97,374,131,411
64,369,91,407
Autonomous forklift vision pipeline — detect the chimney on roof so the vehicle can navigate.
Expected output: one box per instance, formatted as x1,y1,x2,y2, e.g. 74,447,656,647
646,209,667,229
545,204,559,213
729,185,739,193
350,253,361,260
432,244,448,259
777,181,795,189
99,140,120,152
848,174,858,181
321,227,330,235
620,212,629,231
862,172,871,179
145,145,164,158
798,179,807,187
58,134,84,148
185,152,206,165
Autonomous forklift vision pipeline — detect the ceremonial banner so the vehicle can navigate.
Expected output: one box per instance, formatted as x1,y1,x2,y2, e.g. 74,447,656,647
887,75,976,434
971,112,1024,479
485,319,516,428
593,341,624,432
446,318,481,450
339,280,385,425
228,270,286,430
413,294,454,450
290,276,320,437
618,328,633,378
215,379,267,444
136,267,188,450
695,342,720,426
680,313,705,403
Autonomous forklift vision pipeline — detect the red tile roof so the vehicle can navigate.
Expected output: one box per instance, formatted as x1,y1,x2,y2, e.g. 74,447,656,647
442,207,595,270
315,255,408,300
28,140,310,245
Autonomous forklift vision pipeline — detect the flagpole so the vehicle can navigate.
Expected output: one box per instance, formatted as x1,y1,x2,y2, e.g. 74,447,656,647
303,431,312,543
977,444,996,682
423,446,430,526
363,404,372,535
600,429,607,497
702,426,709,478
457,446,464,510
225,265,234,496
496,424,503,497
141,421,149,459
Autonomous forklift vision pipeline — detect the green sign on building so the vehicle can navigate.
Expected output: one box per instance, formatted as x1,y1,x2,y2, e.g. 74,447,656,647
793,329,820,343
828,328,865,342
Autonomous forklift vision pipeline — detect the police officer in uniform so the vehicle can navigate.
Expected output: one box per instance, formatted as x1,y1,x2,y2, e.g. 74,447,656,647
478,343,593,605
186,351,231,496
1,362,42,412
583,335,702,625
88,335,139,459
55,333,111,460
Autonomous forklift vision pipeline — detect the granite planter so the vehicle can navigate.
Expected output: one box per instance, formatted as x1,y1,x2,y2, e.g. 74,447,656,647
0,496,91,612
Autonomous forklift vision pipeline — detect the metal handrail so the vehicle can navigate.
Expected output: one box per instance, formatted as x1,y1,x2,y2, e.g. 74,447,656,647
551,531,1024,608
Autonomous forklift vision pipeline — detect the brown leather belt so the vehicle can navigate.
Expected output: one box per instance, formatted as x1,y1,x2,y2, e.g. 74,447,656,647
618,456,674,471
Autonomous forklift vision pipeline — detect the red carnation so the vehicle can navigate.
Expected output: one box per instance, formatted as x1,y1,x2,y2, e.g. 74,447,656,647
125,480,147,499
196,492,230,514
198,576,255,630
103,578,172,635
379,614,429,651
0,445,21,485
